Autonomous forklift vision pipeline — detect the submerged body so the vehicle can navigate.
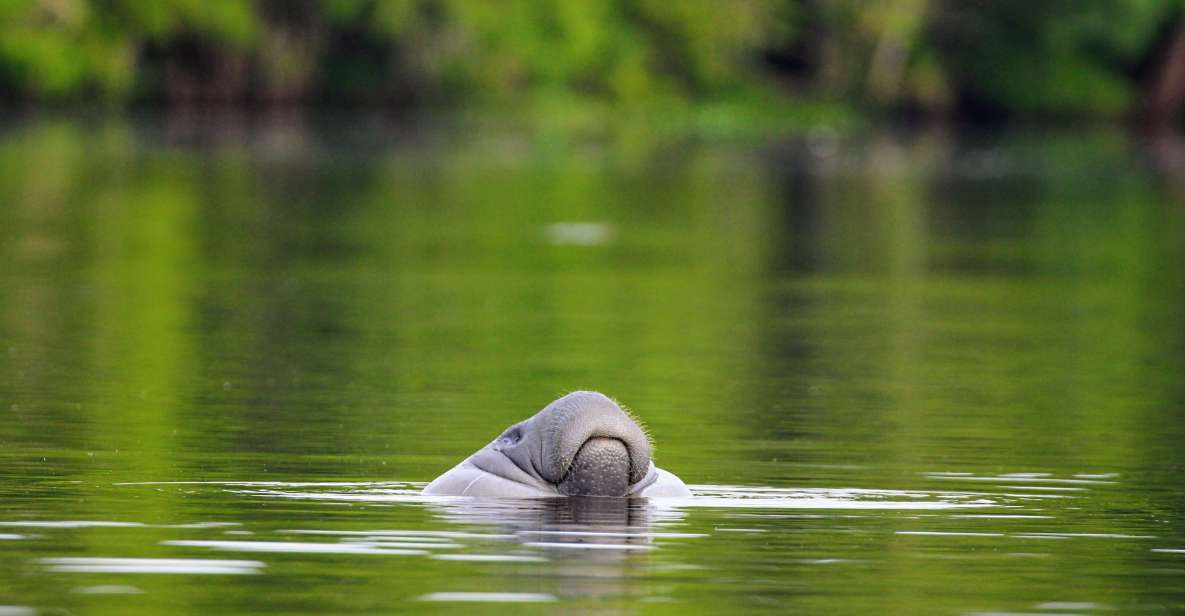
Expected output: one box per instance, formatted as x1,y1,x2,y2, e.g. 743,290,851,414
423,391,691,498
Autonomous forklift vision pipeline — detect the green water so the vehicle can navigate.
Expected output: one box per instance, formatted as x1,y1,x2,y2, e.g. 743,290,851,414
1,116,1184,614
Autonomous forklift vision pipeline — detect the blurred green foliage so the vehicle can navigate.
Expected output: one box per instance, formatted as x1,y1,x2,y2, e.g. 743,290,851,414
0,0,1182,118
928,0,1174,116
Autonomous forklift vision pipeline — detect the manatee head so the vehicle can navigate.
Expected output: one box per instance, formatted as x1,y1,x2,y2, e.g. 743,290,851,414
423,391,690,498
459,395,649,495
487,391,651,496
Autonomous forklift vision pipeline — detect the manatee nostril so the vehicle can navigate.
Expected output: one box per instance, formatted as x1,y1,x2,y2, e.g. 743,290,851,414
494,425,523,449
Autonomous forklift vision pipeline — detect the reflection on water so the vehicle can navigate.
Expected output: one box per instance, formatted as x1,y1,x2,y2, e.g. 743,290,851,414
5,474,1179,611
2,115,1185,613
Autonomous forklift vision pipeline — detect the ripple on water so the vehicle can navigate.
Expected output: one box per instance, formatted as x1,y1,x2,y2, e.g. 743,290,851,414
160,540,429,555
418,592,557,603
430,554,547,563
0,521,239,529
26,477,1136,583
521,541,656,551
281,529,515,540
170,481,1004,511
10,468,1171,614
0,521,144,529
70,585,144,595
38,558,265,575
680,486,998,510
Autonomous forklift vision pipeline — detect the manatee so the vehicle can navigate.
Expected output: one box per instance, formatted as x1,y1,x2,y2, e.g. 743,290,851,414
423,391,691,498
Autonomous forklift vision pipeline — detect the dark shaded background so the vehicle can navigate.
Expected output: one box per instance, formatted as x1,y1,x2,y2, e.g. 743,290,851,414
4,1,1185,126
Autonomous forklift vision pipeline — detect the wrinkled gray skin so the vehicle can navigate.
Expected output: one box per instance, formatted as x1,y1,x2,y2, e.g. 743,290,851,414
423,391,691,498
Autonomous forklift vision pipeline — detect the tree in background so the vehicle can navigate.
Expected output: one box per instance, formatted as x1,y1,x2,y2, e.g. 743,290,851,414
0,0,1183,123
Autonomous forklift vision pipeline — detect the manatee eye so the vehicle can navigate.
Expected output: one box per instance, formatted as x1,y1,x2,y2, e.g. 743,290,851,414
495,425,523,448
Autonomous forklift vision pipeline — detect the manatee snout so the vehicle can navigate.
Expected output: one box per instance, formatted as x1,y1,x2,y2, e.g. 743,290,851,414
538,392,650,496
557,437,631,496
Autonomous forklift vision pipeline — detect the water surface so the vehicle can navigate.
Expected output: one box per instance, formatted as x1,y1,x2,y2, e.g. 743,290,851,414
1,116,1184,614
